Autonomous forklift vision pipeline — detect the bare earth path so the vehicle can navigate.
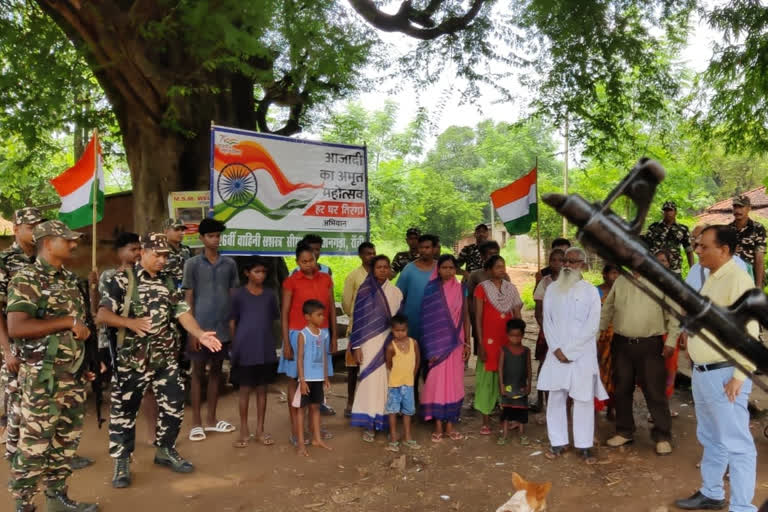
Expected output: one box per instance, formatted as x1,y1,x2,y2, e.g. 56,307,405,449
2,265,766,511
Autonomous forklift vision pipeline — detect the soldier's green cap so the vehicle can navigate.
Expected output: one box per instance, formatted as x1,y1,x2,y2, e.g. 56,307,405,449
33,220,83,242
14,207,44,226
662,201,677,211
141,232,170,253
733,195,751,207
162,218,186,231
406,227,421,237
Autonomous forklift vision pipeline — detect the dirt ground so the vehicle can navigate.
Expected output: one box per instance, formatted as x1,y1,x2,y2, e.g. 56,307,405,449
2,265,767,511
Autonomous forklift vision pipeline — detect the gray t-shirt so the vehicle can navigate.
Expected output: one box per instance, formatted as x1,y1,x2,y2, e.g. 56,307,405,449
182,254,239,342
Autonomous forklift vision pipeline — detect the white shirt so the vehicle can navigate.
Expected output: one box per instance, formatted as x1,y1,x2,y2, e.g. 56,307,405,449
537,279,608,402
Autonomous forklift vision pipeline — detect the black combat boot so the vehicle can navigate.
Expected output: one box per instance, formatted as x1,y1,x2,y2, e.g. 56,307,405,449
44,487,99,512
111,457,131,488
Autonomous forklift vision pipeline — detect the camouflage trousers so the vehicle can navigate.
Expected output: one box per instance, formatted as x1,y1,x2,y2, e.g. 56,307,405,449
1,361,22,460
9,365,85,505
109,360,184,458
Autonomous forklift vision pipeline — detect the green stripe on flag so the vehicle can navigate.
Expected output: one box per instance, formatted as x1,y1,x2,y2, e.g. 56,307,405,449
502,203,537,235
58,181,104,230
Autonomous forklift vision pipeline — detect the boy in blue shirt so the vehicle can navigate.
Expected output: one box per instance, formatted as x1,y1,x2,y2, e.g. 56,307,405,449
295,299,332,456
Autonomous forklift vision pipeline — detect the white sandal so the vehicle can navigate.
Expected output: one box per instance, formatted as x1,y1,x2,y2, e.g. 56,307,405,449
204,420,236,433
189,426,206,442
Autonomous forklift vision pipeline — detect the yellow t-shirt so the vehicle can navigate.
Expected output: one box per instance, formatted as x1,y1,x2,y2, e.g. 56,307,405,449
389,337,416,387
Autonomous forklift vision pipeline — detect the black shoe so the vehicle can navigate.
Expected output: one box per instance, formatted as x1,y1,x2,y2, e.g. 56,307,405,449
319,403,336,416
71,455,94,470
112,457,131,489
44,488,99,512
674,491,726,510
15,502,35,512
154,446,194,473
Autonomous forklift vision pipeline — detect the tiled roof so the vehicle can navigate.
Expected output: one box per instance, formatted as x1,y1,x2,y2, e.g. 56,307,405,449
695,186,768,225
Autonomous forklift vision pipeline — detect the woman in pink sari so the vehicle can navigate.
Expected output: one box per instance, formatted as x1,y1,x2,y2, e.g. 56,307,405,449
420,254,471,442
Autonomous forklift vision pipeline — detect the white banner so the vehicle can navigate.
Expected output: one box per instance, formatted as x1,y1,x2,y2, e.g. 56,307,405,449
210,125,369,255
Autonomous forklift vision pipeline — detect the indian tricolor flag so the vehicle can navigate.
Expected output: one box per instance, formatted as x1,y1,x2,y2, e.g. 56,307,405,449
50,134,105,229
491,167,537,235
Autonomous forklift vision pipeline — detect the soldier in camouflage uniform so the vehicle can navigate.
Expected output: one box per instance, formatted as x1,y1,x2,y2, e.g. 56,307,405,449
96,233,221,489
162,218,192,289
391,227,421,276
730,194,767,288
457,223,490,274
644,201,694,275
6,220,98,512
0,208,42,460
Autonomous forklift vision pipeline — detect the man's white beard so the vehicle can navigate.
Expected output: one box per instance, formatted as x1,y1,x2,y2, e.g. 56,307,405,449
553,267,582,293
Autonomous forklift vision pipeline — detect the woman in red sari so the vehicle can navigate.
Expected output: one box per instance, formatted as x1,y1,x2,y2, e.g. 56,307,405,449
473,255,523,434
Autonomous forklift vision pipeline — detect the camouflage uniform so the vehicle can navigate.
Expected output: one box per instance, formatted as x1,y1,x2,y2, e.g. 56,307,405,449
101,234,190,459
457,243,484,273
162,218,192,289
644,202,692,275
730,218,766,268
0,207,42,461
6,222,87,508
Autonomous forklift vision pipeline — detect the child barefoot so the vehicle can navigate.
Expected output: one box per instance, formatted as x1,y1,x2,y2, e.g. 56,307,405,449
384,315,421,452
295,299,332,456
498,319,532,445
229,256,279,448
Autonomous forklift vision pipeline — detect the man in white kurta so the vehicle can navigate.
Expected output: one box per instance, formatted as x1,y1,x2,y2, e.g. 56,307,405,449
538,248,607,463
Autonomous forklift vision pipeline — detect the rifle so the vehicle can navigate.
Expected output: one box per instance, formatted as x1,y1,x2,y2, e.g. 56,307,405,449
77,278,107,428
541,157,768,390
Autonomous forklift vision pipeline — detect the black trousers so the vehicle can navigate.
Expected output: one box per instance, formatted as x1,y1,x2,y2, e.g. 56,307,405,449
612,334,671,442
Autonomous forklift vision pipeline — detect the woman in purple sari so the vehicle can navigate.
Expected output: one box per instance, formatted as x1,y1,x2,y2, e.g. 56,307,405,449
349,255,403,442
420,254,471,442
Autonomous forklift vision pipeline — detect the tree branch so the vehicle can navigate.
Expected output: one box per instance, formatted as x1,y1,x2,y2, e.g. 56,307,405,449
347,0,488,40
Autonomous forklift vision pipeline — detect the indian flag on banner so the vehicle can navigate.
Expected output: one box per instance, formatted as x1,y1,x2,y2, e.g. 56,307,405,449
491,167,537,235
50,134,105,229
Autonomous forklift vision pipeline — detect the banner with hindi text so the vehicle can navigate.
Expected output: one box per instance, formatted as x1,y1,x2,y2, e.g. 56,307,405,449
210,125,369,255
167,191,211,248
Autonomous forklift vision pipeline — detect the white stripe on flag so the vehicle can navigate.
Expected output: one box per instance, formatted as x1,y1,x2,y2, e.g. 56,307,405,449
495,184,536,222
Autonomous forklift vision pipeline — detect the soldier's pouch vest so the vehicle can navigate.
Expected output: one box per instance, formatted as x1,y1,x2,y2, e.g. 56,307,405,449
114,267,175,350
30,271,84,392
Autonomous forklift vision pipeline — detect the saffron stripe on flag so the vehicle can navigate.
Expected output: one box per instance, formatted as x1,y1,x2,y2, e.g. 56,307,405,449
495,184,537,222
50,138,100,196
490,168,537,207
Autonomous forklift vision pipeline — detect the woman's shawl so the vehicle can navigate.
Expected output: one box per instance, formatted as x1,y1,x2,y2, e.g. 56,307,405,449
350,274,393,380
420,277,464,368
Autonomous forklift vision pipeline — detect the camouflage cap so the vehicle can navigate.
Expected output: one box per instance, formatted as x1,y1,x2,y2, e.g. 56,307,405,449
406,227,421,237
14,207,44,226
141,232,170,253
733,194,751,207
33,220,83,242
662,201,677,211
162,218,186,231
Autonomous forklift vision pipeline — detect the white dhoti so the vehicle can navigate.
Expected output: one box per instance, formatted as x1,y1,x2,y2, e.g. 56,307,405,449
537,279,607,449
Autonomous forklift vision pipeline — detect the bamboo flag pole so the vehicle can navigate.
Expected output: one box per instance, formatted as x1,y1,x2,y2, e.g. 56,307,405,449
536,155,541,271
92,129,98,272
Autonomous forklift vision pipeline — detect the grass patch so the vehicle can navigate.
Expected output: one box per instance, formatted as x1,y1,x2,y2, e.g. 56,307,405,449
519,269,603,311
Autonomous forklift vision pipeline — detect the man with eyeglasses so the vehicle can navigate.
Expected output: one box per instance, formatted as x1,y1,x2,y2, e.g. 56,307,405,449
537,247,607,465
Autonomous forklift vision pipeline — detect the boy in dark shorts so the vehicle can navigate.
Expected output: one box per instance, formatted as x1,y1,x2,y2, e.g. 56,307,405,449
229,257,279,448
294,299,331,456
498,318,532,445
182,218,240,441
